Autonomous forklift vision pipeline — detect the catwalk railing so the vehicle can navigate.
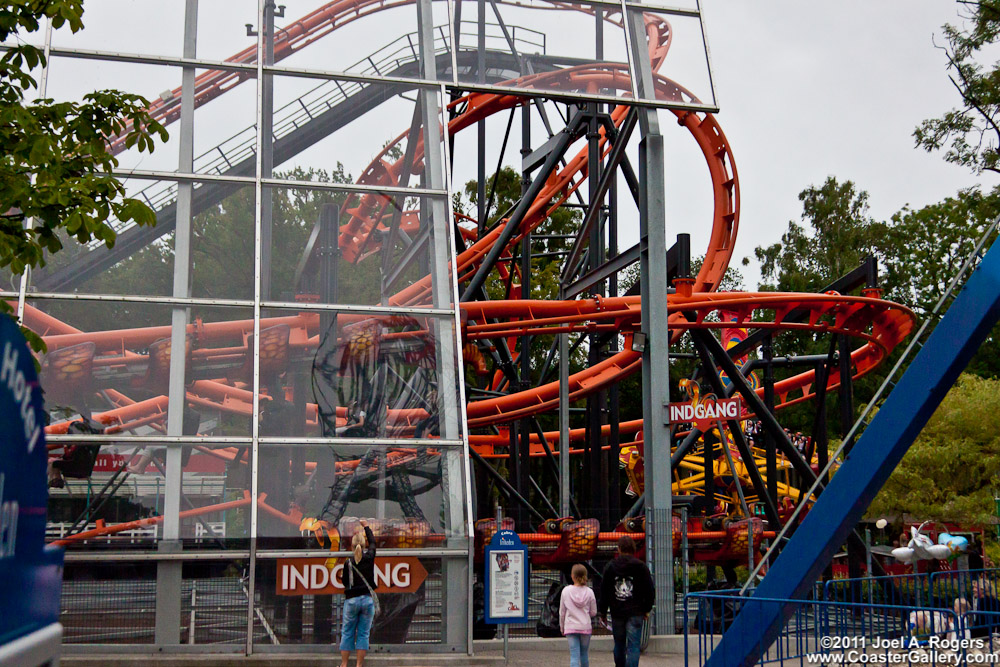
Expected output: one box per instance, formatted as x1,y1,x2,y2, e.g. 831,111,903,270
99,22,545,246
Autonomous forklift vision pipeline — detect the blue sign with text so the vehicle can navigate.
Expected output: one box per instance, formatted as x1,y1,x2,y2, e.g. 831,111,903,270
0,315,63,648
484,529,528,624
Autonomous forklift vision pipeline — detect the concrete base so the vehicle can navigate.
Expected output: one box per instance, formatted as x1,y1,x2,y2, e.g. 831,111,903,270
61,655,501,666
60,635,692,665
473,634,689,653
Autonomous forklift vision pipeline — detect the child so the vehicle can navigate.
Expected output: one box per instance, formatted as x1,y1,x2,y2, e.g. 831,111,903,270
948,597,971,641
908,609,949,644
560,563,598,667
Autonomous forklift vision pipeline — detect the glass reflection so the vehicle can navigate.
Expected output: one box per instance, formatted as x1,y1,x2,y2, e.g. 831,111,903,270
46,443,250,550
31,301,256,440
312,314,442,439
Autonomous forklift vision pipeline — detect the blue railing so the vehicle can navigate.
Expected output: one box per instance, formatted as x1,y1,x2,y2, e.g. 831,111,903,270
823,568,1000,610
686,591,1000,666
686,571,1000,665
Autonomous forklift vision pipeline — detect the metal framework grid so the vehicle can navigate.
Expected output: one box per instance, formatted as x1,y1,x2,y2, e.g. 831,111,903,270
9,0,718,655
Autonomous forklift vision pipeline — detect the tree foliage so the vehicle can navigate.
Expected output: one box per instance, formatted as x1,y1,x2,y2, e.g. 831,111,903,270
459,166,579,302
915,0,1000,175
749,177,890,293
45,166,368,332
868,374,1000,525
0,1,167,349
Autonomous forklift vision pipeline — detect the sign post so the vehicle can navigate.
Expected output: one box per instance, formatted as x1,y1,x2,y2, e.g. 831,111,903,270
485,528,528,663
0,316,63,666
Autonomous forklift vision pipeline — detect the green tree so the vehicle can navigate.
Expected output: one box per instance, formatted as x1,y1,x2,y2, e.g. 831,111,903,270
457,166,588,385
749,177,890,293
459,166,580,302
868,374,1000,525
44,166,369,332
915,0,1000,175
882,186,1000,377
744,178,898,435
0,1,167,349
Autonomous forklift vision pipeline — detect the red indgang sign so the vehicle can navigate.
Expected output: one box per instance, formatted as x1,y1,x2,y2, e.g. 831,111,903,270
668,396,742,432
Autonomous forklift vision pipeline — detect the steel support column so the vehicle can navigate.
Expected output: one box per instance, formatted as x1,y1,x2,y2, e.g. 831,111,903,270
156,0,197,645
586,104,609,526
417,0,470,648
559,332,571,517
763,334,777,506
629,3,673,632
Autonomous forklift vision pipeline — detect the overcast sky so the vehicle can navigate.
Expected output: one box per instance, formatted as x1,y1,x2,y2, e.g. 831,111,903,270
701,1,987,289
40,1,993,293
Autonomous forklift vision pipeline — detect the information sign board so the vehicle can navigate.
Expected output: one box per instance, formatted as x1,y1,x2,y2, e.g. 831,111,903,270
484,529,528,624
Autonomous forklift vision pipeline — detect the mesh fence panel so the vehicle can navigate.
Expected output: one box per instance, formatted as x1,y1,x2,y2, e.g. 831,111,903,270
62,578,157,644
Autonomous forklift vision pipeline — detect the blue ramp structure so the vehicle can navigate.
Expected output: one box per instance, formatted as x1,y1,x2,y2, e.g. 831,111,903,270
705,238,1000,667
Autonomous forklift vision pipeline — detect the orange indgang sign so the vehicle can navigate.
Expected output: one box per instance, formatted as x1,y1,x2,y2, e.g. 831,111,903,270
277,557,429,596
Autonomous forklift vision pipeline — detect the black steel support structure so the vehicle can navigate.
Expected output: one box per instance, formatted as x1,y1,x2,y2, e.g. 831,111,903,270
690,335,782,530
515,101,533,529
762,334,777,506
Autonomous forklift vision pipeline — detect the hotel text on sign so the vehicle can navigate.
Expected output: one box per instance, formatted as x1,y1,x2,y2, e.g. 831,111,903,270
276,557,428,596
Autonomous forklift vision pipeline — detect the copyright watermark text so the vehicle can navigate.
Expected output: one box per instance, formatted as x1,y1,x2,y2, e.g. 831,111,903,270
806,636,1000,664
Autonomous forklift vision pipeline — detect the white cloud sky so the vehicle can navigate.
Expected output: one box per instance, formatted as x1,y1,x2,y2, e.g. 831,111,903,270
700,1,987,288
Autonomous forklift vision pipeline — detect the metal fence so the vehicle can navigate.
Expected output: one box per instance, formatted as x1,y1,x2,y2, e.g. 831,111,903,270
62,564,454,646
686,591,1000,666
824,568,1000,611
687,571,1000,666
62,575,248,645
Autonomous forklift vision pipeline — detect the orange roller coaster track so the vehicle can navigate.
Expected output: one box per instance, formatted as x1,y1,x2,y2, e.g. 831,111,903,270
35,0,916,550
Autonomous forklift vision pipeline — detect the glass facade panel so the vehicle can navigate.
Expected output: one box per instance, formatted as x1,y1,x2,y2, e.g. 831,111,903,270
269,0,452,81
46,57,259,179
257,442,467,544
31,299,256,438
266,77,448,189
626,5,716,107
47,1,188,58
44,57,185,174
47,444,250,552
451,0,632,99
255,306,463,441
29,181,255,298
262,187,454,306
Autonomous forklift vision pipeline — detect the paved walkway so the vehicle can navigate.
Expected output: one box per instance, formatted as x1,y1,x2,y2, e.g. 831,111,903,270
475,636,690,666
61,636,694,666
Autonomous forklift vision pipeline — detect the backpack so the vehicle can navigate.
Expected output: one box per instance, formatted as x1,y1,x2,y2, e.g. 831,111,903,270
536,582,563,638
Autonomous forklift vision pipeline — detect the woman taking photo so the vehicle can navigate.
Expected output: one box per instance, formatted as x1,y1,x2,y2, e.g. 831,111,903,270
340,519,376,667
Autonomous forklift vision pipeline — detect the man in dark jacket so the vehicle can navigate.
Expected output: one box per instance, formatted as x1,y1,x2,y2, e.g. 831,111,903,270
599,536,654,667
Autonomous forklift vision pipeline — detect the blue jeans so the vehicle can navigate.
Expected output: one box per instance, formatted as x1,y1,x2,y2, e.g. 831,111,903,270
340,595,375,651
611,615,644,667
567,633,591,667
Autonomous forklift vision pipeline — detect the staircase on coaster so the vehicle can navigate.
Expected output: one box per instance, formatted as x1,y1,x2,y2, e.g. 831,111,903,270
33,25,582,292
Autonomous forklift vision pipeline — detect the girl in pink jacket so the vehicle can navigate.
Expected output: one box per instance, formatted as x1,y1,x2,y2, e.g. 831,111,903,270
560,563,598,667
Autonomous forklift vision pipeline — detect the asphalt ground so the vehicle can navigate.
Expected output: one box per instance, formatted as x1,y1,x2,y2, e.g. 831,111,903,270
60,636,693,666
